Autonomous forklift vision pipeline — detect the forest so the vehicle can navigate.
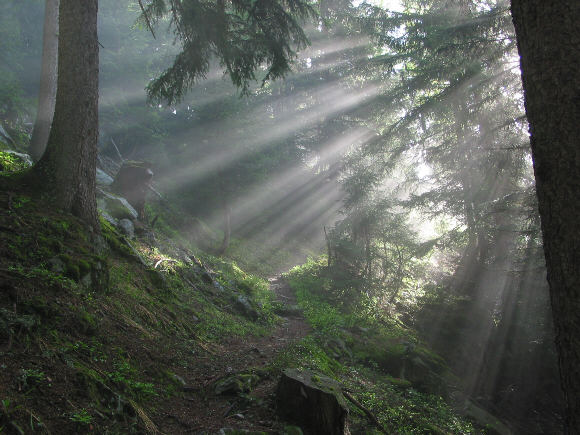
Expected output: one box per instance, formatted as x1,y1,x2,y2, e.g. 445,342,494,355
0,0,579,434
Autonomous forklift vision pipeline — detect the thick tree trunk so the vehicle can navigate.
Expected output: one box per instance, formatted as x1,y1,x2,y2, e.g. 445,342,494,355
510,2,580,432
32,0,99,230
29,0,59,162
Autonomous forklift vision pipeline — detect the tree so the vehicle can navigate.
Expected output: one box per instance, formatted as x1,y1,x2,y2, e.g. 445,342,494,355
31,0,100,228
144,0,316,103
510,2,580,431
29,0,316,230
29,0,59,163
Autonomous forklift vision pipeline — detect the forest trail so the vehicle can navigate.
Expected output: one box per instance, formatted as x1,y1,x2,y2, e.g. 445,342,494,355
156,277,311,434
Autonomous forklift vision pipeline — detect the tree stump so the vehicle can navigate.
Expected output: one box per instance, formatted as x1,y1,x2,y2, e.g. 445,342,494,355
111,161,153,220
276,368,350,435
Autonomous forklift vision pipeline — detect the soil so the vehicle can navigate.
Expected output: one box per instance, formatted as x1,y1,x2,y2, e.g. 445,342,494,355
153,276,311,434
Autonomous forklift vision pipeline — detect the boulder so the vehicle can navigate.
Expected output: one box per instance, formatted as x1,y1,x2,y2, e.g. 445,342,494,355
100,192,138,220
96,168,114,186
0,151,33,172
463,400,513,435
0,124,13,144
276,369,349,435
234,294,259,320
99,210,118,227
214,373,260,396
118,218,135,239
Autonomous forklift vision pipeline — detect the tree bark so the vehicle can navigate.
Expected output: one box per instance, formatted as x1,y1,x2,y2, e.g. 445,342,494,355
217,201,231,255
510,2,580,432
29,0,59,163
31,0,99,230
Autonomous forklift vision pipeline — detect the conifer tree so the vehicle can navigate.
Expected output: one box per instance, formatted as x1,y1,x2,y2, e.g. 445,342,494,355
29,0,316,230
511,1,580,431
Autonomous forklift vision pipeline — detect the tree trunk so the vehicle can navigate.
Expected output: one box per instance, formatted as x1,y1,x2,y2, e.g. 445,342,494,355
218,201,231,255
510,2,580,432
29,0,59,162
31,0,99,230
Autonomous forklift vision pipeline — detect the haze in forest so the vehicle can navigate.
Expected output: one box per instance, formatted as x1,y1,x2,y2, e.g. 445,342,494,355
1,0,576,433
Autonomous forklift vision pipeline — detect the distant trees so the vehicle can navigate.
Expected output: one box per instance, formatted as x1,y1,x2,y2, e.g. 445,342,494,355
511,1,580,431
320,1,563,429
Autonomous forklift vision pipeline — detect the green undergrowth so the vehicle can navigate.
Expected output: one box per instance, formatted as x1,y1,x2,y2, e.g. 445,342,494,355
0,150,29,172
280,258,477,434
0,179,280,433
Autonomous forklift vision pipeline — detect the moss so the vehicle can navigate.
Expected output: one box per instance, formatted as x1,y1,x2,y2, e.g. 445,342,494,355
0,151,30,173
74,310,98,336
78,259,91,277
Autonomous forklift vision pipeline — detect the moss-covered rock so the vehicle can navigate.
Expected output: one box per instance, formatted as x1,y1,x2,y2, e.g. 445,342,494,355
214,373,261,395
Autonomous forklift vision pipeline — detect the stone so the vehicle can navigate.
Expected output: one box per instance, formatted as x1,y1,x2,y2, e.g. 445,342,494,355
96,168,114,186
47,257,66,274
118,218,135,239
463,400,512,435
234,294,259,320
214,373,260,396
0,124,13,144
276,368,350,435
80,273,92,288
102,192,138,220
99,210,118,227
4,150,33,167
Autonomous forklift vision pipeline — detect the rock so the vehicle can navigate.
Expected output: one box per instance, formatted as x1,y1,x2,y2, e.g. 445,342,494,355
99,210,118,227
47,257,66,274
102,192,138,220
118,218,135,238
234,294,259,320
0,124,13,144
276,368,349,435
96,168,114,186
172,374,186,386
219,429,267,435
283,426,304,435
80,272,92,288
463,400,513,435
214,373,260,395
3,150,33,168
274,304,303,317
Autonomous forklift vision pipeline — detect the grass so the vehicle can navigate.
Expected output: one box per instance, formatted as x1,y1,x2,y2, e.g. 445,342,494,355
281,257,476,434
0,178,282,433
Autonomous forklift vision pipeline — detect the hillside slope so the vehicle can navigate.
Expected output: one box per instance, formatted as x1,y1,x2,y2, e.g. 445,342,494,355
0,168,499,434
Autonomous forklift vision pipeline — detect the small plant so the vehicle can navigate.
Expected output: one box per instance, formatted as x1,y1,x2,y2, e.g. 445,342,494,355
69,408,93,425
18,368,46,389
107,361,157,402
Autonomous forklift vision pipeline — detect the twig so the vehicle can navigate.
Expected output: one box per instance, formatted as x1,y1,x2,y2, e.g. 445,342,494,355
154,257,178,269
223,402,236,417
342,389,388,434
138,0,157,39
110,138,124,163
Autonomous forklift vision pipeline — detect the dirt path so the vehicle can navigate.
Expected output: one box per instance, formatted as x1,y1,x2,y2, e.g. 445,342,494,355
155,277,311,434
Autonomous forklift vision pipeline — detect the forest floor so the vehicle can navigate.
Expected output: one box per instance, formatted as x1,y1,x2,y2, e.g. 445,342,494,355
155,277,312,434
0,172,537,434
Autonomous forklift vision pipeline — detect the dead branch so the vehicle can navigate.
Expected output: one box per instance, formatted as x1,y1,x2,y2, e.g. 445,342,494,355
342,389,388,434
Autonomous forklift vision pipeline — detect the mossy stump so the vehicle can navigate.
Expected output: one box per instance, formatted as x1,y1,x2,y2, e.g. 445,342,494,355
276,368,349,435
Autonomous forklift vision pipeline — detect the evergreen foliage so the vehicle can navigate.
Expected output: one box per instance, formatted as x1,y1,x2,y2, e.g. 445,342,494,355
142,0,318,103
